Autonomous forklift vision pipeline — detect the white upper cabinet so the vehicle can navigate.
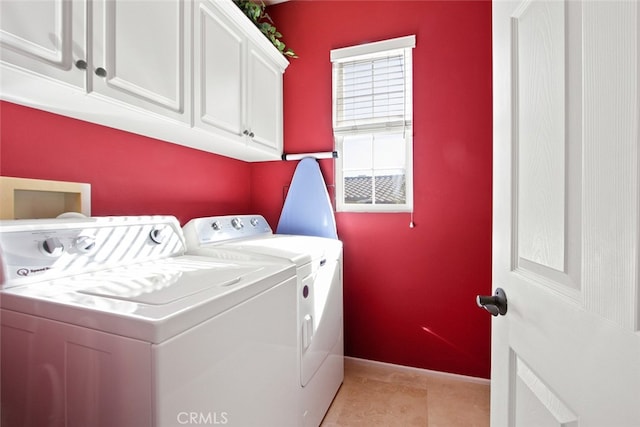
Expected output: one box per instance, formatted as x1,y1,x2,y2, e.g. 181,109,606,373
246,44,284,153
0,0,288,162
194,0,287,156
0,0,87,88
195,3,244,138
91,0,190,122
0,0,189,122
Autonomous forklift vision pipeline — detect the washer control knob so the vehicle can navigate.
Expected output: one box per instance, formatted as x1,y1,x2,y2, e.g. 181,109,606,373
231,217,244,230
74,236,96,253
149,227,166,244
41,237,64,257
211,221,222,231
250,218,259,227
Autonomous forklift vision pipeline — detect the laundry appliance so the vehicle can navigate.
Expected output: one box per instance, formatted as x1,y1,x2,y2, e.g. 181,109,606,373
183,215,344,427
0,215,298,427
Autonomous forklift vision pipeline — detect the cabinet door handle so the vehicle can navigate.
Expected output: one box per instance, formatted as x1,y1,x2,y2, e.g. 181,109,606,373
249,131,255,138
95,67,107,78
243,130,255,138
75,60,87,70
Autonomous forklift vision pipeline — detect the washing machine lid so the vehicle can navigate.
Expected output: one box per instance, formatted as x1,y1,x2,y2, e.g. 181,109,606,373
1,255,295,343
221,235,341,266
213,235,341,281
182,215,342,276
182,215,342,266
77,258,256,305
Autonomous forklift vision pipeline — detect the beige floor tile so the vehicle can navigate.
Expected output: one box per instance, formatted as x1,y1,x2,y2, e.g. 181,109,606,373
426,377,490,427
321,358,489,427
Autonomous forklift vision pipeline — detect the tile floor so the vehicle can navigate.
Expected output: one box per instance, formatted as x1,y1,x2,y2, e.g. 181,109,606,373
320,358,490,427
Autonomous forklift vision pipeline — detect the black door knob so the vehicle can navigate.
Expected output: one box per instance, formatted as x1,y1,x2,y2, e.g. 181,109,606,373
476,288,508,316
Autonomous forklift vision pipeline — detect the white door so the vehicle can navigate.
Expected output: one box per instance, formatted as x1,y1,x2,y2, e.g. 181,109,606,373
491,1,640,426
91,0,190,122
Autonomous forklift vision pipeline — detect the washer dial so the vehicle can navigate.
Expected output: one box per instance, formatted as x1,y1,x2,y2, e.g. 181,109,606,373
150,227,166,244
231,217,244,230
74,236,96,253
41,237,64,257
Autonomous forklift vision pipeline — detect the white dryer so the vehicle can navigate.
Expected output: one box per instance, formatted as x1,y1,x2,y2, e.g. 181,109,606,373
183,215,344,427
0,216,298,427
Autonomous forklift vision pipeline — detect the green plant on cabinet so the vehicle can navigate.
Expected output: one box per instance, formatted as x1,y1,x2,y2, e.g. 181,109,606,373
234,0,297,58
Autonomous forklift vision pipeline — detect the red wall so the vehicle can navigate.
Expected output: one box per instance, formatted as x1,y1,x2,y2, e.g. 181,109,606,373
0,101,251,224
253,0,493,378
0,0,493,379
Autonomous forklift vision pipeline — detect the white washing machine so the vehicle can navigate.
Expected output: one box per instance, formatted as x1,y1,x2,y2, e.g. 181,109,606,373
183,215,344,427
0,215,298,427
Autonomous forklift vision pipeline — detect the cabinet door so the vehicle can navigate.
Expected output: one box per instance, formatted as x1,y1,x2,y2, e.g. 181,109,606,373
0,0,86,88
91,0,189,122
247,44,283,153
194,0,244,138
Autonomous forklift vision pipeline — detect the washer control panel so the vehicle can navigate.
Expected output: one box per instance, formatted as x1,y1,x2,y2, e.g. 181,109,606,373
0,216,185,287
183,215,272,247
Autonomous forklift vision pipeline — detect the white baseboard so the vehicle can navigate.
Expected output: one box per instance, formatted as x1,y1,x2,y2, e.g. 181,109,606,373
344,356,491,386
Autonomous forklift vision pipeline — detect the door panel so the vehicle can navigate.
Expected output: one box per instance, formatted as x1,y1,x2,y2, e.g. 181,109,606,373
514,0,566,274
513,354,578,427
513,0,583,297
492,1,640,425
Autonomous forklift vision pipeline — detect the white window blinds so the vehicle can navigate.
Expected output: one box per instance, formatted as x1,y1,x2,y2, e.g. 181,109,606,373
331,35,415,133
331,35,415,213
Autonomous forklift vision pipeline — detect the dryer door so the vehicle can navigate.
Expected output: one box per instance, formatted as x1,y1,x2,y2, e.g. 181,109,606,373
300,258,342,386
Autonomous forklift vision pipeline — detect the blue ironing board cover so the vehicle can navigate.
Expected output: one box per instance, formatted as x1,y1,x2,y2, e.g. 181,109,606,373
276,157,338,239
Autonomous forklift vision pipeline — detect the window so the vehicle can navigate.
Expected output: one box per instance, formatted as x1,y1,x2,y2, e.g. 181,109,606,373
331,35,415,212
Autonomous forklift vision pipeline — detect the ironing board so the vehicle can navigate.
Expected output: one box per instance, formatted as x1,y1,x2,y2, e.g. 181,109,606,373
276,157,338,239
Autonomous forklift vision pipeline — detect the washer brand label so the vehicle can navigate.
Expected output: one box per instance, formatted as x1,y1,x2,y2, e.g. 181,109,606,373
16,266,51,277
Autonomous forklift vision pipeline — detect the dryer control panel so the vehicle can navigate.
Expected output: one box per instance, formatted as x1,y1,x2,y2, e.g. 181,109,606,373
0,216,185,287
183,215,272,247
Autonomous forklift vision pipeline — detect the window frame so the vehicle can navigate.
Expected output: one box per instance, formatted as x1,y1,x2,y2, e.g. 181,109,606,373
331,35,415,213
